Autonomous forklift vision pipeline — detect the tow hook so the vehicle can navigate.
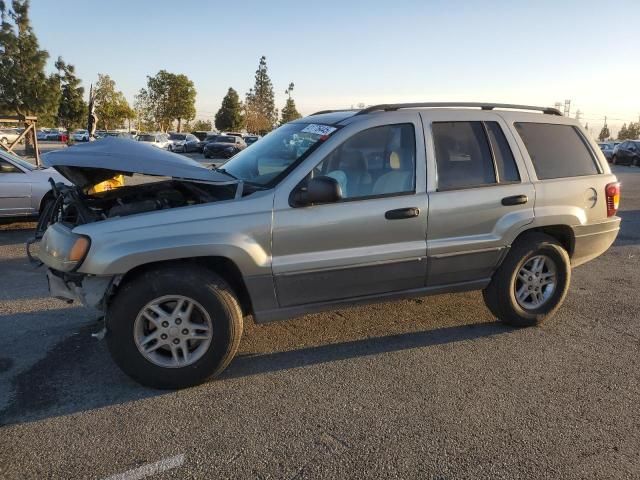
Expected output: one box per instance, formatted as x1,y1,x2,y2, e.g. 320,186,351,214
91,316,106,340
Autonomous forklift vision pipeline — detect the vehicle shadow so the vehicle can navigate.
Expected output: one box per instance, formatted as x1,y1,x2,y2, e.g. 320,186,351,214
0,318,511,427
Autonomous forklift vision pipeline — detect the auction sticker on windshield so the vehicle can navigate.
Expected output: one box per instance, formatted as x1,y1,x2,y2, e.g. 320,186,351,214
300,124,337,136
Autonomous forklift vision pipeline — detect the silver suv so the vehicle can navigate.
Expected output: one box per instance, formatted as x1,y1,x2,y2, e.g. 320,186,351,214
34,103,621,389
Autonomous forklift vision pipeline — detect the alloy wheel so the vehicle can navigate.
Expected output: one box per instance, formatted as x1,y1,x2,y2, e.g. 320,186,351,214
133,295,213,368
514,254,557,310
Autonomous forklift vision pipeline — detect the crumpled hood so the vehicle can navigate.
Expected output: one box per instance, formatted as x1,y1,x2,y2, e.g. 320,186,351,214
42,137,236,188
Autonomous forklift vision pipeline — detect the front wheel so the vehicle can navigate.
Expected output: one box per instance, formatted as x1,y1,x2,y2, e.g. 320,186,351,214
483,233,570,327
106,266,243,389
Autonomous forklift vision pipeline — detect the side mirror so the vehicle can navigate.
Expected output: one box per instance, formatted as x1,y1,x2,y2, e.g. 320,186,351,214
292,176,342,206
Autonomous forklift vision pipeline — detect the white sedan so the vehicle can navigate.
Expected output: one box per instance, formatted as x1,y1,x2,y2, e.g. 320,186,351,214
0,150,68,218
72,129,90,142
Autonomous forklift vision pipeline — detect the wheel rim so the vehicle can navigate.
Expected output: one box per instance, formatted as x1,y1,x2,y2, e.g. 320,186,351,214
133,295,213,368
514,254,557,310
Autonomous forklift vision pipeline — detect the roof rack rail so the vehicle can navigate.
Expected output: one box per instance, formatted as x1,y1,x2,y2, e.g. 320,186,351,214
310,109,358,116
355,102,562,116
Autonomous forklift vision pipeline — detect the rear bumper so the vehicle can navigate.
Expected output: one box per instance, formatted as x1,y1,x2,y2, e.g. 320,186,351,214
571,217,621,267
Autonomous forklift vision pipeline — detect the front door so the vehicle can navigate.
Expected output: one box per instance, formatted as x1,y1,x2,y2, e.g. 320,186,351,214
272,115,428,307
0,159,32,217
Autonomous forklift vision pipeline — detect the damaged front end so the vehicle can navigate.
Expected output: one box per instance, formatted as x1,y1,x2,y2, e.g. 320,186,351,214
27,137,243,311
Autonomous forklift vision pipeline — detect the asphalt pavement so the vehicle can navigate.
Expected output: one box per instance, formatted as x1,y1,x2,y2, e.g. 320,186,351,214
0,166,638,479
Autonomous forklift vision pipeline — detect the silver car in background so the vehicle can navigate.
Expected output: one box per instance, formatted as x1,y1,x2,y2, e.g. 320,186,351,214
0,150,67,217
0,128,21,146
137,132,170,149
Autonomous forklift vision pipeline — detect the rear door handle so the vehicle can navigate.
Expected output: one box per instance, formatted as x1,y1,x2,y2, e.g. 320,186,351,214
385,207,420,220
501,195,528,206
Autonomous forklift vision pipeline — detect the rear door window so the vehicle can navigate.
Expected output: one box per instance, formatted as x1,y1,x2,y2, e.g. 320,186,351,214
514,123,600,179
432,122,496,190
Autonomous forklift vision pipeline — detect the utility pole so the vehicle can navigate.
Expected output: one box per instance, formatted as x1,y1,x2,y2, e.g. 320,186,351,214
563,100,571,117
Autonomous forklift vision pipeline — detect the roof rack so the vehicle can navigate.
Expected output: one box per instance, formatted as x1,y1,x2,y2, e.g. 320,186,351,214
355,102,562,116
310,109,358,116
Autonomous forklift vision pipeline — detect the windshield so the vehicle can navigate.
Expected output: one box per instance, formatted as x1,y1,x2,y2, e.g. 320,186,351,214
0,150,35,170
221,122,338,186
138,135,156,142
204,135,218,142
169,134,186,140
215,136,235,143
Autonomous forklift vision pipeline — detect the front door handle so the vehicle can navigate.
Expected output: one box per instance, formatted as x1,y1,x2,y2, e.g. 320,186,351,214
385,207,420,220
501,195,528,206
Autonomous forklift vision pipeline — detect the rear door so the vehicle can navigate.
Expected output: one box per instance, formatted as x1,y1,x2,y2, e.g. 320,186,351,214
422,111,535,285
271,113,428,307
0,158,32,216
511,120,615,225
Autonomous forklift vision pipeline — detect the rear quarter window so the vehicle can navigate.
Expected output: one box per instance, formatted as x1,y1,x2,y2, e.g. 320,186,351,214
514,123,600,180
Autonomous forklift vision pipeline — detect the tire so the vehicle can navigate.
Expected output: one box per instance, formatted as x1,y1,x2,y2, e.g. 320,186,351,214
39,193,54,217
611,155,617,165
204,153,210,159
483,232,570,327
106,265,243,389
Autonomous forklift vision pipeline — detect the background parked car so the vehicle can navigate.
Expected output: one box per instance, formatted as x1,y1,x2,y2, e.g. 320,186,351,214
598,142,615,162
72,129,90,142
36,129,50,141
197,134,220,152
137,133,170,149
191,130,218,142
243,135,261,146
612,140,640,166
0,149,68,217
223,131,244,139
0,128,21,146
168,133,199,152
44,129,69,142
203,134,246,159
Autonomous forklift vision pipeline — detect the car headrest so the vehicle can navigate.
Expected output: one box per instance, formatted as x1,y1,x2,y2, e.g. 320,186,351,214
389,151,401,169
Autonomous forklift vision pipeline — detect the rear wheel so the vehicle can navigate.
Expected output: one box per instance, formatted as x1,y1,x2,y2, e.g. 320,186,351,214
483,233,570,327
107,266,243,389
612,155,617,165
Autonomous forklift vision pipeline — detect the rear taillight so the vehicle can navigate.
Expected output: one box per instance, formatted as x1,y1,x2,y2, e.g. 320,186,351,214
605,182,620,217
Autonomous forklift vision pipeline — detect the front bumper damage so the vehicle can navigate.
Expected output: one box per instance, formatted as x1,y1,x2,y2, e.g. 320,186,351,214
47,269,117,311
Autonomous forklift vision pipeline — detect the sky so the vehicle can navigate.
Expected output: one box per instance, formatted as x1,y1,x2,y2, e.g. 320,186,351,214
27,0,640,135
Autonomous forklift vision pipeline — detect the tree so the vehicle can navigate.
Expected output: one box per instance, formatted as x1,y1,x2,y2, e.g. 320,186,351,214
245,56,277,134
0,0,61,125
55,57,87,135
627,122,640,140
94,74,134,130
598,123,611,142
169,73,196,132
215,87,244,131
142,70,196,132
280,82,301,124
191,119,212,131
618,123,629,140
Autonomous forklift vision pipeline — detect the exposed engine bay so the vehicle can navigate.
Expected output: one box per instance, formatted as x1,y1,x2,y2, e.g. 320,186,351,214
35,178,237,236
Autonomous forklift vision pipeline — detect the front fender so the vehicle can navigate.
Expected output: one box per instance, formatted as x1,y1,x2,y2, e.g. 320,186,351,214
74,192,274,277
